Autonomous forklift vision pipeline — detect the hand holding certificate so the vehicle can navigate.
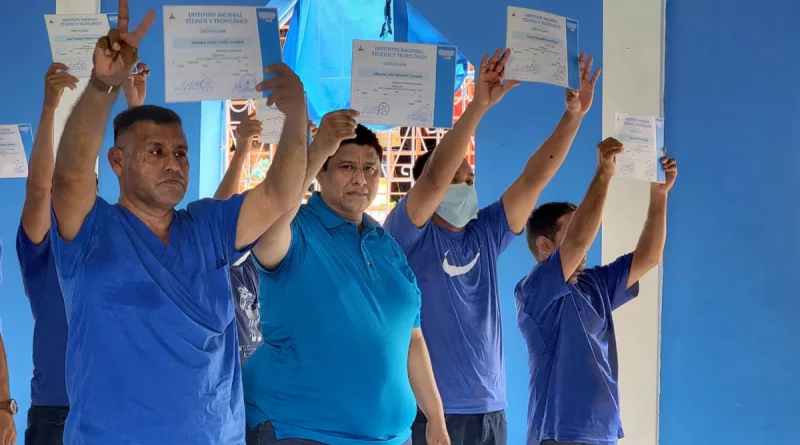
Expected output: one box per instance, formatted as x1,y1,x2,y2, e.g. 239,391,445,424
614,112,666,183
45,13,120,78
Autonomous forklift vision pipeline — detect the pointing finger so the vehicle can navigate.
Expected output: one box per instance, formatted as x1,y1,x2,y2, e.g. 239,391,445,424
128,9,156,47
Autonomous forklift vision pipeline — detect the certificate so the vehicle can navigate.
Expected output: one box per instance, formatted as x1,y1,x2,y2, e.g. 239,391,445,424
505,6,580,89
350,40,457,128
254,101,285,144
45,14,118,78
0,124,33,179
614,112,665,183
163,6,281,103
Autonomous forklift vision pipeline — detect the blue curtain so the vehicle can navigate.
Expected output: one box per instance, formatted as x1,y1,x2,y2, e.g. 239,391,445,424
279,0,469,127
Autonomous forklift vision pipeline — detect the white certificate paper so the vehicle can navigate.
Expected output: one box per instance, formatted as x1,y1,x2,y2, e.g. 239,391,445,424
45,14,118,78
0,124,33,179
255,101,285,144
505,6,580,89
614,112,665,183
350,40,457,128
163,6,281,103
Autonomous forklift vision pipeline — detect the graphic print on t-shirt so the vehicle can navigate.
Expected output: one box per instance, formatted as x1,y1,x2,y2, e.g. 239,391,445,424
442,250,480,277
237,285,262,344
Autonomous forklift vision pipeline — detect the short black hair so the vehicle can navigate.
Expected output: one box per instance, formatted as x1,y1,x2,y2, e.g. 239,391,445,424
322,124,383,170
113,105,182,142
412,149,435,181
525,202,577,258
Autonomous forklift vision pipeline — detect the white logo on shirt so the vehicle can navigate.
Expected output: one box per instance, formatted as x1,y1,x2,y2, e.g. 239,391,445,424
238,286,262,343
442,250,480,277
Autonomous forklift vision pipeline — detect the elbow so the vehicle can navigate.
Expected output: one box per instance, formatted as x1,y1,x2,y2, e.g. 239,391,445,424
634,249,662,271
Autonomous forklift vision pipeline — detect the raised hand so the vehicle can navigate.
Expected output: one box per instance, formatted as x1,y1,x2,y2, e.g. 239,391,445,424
565,52,601,116
653,148,678,194
43,63,79,109
234,114,263,151
93,0,156,87
123,62,150,107
255,63,306,117
314,109,359,154
474,48,519,108
596,137,624,178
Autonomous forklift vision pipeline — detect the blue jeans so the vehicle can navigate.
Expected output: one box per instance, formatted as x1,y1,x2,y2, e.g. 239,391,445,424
411,409,506,445
25,405,69,445
246,422,412,445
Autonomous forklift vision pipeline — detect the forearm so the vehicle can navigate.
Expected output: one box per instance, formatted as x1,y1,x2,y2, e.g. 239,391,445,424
564,172,612,251
408,333,445,423
28,106,57,191
421,102,486,186
0,335,9,400
214,149,248,200
53,82,118,186
258,111,308,210
634,190,668,266
522,111,582,186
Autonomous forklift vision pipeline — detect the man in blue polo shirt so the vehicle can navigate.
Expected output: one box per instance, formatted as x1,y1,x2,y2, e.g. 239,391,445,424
16,61,146,445
383,49,601,445
243,110,448,445
516,138,677,445
48,3,310,443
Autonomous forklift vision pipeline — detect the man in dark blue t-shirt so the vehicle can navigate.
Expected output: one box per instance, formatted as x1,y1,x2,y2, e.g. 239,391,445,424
515,138,677,445
384,49,601,445
16,61,146,445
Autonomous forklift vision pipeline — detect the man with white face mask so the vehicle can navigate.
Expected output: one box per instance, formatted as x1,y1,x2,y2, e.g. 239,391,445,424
383,48,601,445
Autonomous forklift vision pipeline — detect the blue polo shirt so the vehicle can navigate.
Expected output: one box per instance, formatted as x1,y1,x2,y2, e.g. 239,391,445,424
16,226,69,407
50,195,250,445
243,192,421,445
514,249,639,445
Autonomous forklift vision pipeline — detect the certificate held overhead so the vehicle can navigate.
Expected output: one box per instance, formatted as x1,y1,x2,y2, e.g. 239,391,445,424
163,6,281,103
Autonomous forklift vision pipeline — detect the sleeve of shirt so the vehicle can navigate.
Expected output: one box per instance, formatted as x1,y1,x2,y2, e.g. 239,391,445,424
16,224,52,278
475,199,518,254
383,196,428,253
601,253,640,311
252,218,306,284
388,236,422,328
49,197,105,280
515,248,571,317
190,193,254,266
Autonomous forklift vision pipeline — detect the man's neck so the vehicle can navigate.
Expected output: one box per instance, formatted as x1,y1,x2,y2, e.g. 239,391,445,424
431,213,465,232
118,195,174,243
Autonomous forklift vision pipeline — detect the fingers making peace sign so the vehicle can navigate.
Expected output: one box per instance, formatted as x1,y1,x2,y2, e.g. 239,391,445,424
93,0,156,87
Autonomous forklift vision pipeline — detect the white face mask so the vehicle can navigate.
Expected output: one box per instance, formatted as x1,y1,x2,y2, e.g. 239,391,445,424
435,183,479,228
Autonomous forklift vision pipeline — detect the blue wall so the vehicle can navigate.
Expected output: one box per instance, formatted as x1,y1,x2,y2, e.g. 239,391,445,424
660,0,800,443
0,0,601,443
413,1,602,442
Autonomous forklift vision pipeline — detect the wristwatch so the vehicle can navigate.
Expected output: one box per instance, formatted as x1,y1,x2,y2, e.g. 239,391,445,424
88,71,120,95
0,399,17,415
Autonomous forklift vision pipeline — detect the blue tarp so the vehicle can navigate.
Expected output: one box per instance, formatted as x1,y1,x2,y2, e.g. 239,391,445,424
272,0,469,126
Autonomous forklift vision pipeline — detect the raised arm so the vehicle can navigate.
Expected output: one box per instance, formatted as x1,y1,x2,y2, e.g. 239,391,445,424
627,154,677,287
214,115,262,200
0,333,15,445
502,54,601,233
252,109,358,269
403,49,519,228
21,63,78,244
121,61,150,108
559,138,622,281
234,64,308,250
52,0,155,241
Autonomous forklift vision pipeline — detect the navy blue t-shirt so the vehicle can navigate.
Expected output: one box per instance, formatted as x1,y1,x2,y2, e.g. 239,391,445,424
230,254,261,364
515,249,639,445
16,226,69,407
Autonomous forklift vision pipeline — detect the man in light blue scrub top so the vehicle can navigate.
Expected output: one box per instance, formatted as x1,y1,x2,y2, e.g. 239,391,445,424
243,111,449,445
383,50,601,445
516,138,677,445
48,3,310,444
